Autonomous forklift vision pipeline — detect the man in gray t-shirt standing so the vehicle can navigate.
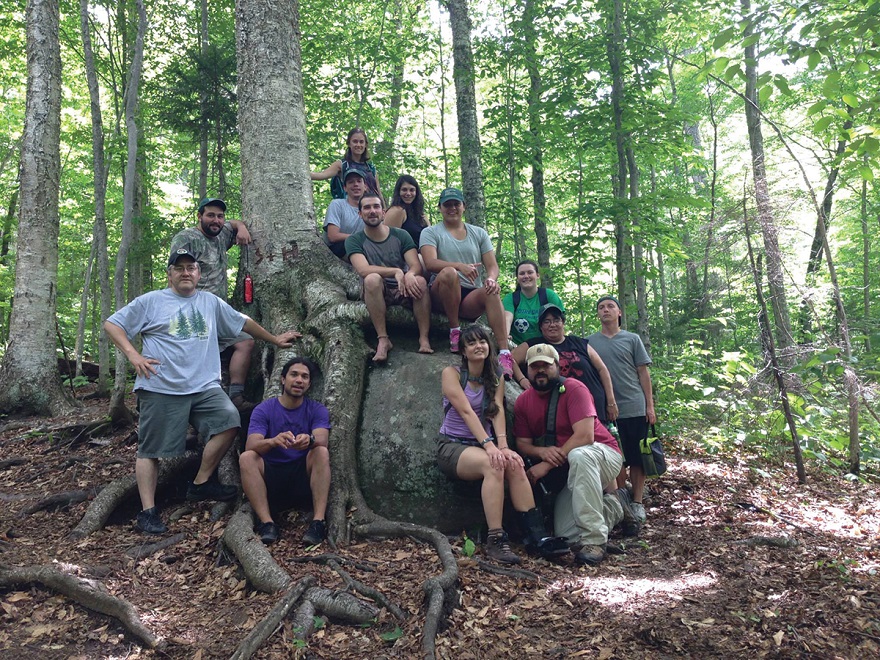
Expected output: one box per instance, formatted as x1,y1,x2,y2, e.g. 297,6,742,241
418,187,515,379
170,198,255,410
105,248,300,535
588,295,655,524
345,192,432,361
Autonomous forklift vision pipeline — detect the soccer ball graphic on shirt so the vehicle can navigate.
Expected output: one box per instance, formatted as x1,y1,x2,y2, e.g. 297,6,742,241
513,318,530,335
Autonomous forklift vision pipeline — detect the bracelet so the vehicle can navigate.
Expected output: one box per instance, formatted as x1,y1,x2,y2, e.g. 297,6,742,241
480,437,493,448
518,377,527,385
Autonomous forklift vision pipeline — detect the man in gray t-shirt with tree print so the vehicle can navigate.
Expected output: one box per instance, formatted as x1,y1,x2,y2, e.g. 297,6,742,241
105,248,300,536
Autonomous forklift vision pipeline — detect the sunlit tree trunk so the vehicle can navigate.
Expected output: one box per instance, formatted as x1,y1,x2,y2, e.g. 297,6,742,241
743,0,793,358
78,0,111,395
109,0,147,424
445,0,486,228
0,0,74,415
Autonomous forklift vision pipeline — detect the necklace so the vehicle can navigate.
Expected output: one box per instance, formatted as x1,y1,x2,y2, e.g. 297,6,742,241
466,373,483,384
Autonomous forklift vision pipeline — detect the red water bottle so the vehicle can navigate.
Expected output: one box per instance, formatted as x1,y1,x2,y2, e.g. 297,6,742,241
244,273,254,303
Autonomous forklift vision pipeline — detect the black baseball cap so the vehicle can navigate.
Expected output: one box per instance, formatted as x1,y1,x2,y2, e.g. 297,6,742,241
198,198,226,213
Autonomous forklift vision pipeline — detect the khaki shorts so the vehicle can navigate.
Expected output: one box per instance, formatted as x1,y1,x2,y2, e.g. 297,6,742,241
436,433,480,479
361,279,413,309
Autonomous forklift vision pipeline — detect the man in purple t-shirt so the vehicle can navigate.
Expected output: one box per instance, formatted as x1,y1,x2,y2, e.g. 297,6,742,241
514,344,640,566
240,357,331,546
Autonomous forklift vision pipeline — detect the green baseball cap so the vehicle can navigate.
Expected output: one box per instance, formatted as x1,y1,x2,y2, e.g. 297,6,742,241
438,187,465,205
198,198,226,213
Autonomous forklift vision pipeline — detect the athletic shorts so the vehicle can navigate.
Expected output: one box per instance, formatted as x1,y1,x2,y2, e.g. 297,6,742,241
616,416,649,468
436,433,481,479
136,388,240,459
219,330,253,352
264,458,314,511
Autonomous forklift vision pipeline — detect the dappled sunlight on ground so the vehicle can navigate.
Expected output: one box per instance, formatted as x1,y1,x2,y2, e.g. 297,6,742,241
547,572,718,610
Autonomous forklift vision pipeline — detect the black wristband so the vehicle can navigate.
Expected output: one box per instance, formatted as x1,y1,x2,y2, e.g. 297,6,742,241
308,434,315,448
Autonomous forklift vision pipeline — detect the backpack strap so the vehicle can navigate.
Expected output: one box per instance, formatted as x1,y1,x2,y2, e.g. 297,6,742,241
512,289,522,313
538,287,548,306
443,365,499,428
542,376,567,446
513,287,549,314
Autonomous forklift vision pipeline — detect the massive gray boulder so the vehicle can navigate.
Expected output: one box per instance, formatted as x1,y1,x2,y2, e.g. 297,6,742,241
357,334,520,534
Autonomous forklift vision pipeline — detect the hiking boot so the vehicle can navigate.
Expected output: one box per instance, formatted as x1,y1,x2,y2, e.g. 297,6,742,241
498,352,514,380
302,519,327,546
136,507,168,535
574,544,607,566
516,508,569,559
615,487,641,537
230,394,256,413
256,521,279,545
449,327,461,353
186,479,238,502
486,530,521,565
631,502,646,524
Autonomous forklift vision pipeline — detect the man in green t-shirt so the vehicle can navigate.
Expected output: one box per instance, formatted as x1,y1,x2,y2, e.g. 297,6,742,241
345,193,433,362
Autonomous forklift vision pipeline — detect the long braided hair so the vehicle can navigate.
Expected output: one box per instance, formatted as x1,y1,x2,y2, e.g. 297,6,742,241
459,326,500,419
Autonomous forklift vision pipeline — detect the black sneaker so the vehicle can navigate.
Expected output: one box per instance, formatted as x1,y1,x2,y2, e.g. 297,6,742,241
186,479,238,502
136,507,168,535
256,521,279,545
301,519,327,546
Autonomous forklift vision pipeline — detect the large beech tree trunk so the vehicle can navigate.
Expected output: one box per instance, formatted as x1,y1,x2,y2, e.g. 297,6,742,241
236,0,377,541
0,0,74,416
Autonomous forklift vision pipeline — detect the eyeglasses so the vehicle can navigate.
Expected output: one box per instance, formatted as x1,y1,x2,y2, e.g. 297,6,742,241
171,264,199,273
541,317,563,326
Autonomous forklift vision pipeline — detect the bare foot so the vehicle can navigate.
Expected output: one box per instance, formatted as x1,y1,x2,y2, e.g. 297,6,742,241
418,339,434,354
373,336,393,362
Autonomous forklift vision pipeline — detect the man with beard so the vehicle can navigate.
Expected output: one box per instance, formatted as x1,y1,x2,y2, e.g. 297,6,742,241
240,357,331,546
345,193,433,361
170,198,255,410
104,249,300,535
513,344,640,566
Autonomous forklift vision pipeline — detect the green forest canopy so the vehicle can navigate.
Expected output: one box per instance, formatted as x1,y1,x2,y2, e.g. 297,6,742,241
1,0,879,474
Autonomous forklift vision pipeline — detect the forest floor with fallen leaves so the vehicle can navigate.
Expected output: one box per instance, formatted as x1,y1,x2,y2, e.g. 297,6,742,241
1,386,878,659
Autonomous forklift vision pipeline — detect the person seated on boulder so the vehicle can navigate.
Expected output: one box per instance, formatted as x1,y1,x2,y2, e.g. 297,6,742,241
384,174,428,245
345,192,433,360
514,344,640,567
419,187,515,378
502,260,565,346
435,326,559,564
239,357,331,546
510,303,617,424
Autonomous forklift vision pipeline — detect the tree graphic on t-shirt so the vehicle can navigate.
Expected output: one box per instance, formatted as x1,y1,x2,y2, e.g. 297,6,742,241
174,308,192,338
190,309,208,338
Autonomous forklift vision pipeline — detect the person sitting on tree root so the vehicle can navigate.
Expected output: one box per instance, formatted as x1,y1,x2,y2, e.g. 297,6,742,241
514,344,640,566
435,326,563,565
104,249,300,536
239,357,331,546
419,187,515,378
170,198,256,412
345,192,433,361
323,170,367,259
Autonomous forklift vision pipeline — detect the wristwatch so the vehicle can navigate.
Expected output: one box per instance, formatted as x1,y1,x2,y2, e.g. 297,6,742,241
480,437,493,448
308,434,315,448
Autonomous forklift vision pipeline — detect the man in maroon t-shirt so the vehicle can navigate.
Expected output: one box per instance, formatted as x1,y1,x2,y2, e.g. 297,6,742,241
514,344,640,565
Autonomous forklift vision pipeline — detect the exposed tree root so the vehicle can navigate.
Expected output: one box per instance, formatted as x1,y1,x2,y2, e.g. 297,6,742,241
210,448,242,521
0,564,161,649
69,452,200,539
354,520,459,659
222,503,292,593
304,585,379,622
291,599,317,639
229,575,316,660
21,489,93,516
327,557,408,620
125,533,188,560
0,457,28,470
288,553,378,572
